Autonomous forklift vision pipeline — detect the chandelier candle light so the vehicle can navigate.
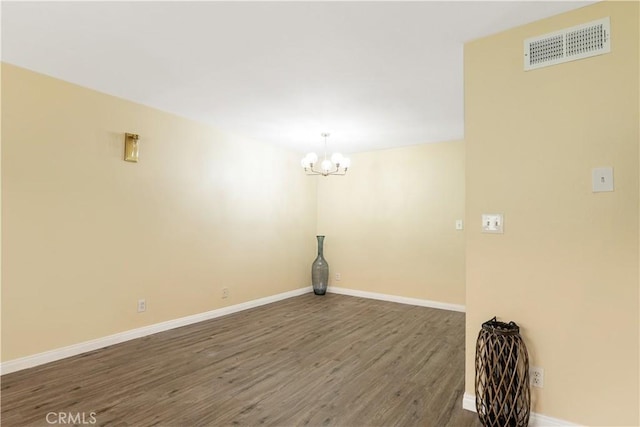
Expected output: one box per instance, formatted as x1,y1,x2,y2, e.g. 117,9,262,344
301,133,351,176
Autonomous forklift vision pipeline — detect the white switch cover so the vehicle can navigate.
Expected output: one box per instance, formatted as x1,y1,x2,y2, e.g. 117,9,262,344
482,214,504,234
592,167,614,192
455,220,464,230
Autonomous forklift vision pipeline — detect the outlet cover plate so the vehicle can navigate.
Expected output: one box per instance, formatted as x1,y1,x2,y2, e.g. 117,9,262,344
530,366,544,388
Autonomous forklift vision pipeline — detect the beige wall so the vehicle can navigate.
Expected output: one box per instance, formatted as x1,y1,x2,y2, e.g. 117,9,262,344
1,62,467,364
1,64,318,361
317,141,466,305
464,2,639,426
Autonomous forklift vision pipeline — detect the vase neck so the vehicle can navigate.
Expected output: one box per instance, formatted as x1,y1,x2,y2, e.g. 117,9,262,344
316,235,325,256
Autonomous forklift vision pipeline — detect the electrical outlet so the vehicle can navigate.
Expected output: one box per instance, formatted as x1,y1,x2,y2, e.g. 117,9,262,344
222,288,229,299
530,366,544,388
137,299,146,313
335,273,342,281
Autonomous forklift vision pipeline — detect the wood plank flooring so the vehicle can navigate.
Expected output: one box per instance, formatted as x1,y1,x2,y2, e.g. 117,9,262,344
1,294,482,427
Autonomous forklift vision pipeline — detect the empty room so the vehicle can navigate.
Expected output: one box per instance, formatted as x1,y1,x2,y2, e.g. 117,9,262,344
1,1,638,426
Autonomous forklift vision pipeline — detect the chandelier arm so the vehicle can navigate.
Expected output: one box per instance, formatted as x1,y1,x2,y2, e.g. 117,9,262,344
324,167,347,176
305,167,346,176
304,167,323,176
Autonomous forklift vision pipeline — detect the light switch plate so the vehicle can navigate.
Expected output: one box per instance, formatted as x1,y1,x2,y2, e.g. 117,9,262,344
592,167,614,192
455,220,464,230
482,214,504,234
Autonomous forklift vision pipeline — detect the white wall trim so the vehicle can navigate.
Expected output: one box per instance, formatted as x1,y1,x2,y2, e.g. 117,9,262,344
462,393,582,427
1,287,312,375
327,286,465,312
462,392,477,412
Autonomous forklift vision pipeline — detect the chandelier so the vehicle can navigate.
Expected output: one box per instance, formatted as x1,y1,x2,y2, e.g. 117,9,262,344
301,133,351,176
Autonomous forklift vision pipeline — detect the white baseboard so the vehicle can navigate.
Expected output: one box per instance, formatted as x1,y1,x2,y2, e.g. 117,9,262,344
462,393,581,426
462,392,477,412
1,287,312,375
327,286,465,312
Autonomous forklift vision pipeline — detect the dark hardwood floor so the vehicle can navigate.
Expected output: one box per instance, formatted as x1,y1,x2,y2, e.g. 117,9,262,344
1,293,482,427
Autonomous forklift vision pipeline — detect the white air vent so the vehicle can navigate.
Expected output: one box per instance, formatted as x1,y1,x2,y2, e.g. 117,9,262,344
524,17,610,71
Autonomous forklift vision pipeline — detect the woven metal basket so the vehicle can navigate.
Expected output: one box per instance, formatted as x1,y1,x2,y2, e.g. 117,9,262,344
475,317,530,427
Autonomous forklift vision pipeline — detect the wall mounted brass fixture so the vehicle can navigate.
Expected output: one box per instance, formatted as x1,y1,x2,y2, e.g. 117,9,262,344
124,133,139,162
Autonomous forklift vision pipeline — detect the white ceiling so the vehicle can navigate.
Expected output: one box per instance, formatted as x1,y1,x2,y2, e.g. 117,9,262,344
2,1,595,154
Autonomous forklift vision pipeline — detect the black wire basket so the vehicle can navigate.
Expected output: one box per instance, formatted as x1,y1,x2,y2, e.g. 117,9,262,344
475,317,530,427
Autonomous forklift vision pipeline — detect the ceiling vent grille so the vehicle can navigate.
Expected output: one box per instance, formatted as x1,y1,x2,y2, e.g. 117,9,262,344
524,17,610,71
